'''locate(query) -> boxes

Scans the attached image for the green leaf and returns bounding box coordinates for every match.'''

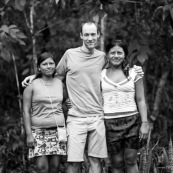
[137,51,148,65]
[93,14,99,23]
[18,39,26,46]
[9,30,17,39]
[20,0,26,7]
[0,49,11,62]
[0,32,7,42]
[12,143,19,151]
[16,32,27,39]
[153,6,163,19]
[97,9,107,19]
[0,11,5,17]
[15,0,24,11]
[141,45,152,55]
[0,25,9,33]
[56,0,60,4]
[61,0,66,8]
[145,0,150,3]
[10,28,20,33]
[163,5,170,21]
[112,2,119,14]
[170,7,173,20]
[9,25,17,29]
[128,39,140,53]
[5,0,10,4]
[22,68,29,75]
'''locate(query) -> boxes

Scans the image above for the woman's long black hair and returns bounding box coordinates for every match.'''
[105,40,130,77]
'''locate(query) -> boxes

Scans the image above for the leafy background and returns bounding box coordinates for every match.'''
[0,0,173,172]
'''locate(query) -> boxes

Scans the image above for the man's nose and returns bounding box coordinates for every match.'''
[88,35,92,40]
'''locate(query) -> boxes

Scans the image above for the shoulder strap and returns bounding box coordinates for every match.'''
[40,79,65,128]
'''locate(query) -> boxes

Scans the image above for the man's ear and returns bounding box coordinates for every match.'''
[97,32,100,38]
[80,32,83,39]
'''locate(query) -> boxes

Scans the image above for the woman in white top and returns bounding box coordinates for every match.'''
[101,40,149,173]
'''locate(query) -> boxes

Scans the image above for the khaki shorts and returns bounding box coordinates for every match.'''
[66,115,108,162]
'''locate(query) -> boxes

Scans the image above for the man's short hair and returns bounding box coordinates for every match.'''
[80,20,100,34]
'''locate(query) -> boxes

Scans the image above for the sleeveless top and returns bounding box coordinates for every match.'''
[31,78,65,129]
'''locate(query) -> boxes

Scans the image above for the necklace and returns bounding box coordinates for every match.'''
[40,78,54,86]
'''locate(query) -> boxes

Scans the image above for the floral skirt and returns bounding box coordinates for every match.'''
[28,128,67,158]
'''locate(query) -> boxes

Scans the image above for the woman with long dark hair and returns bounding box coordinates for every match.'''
[102,40,149,173]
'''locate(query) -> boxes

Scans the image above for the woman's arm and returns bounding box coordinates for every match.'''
[135,79,149,140]
[23,84,36,147]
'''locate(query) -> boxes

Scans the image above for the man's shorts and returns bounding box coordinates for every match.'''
[104,114,141,155]
[66,115,108,162]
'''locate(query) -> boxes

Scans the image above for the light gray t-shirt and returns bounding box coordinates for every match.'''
[56,47,106,117]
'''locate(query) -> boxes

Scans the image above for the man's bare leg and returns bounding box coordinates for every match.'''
[88,156,101,173]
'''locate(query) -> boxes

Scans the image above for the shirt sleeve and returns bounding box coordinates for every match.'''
[102,53,109,69]
[56,50,68,78]
[101,69,106,79]
[129,68,142,83]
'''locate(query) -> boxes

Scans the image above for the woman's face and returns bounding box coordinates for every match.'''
[39,57,55,77]
[108,45,125,67]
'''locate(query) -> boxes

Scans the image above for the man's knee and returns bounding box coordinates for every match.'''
[88,156,101,166]
[68,162,81,168]
[67,162,82,173]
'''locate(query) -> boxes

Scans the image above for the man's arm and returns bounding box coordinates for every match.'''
[55,50,68,81]
[22,75,36,87]
[133,65,144,78]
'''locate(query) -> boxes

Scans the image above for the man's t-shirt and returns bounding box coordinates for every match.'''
[56,47,106,117]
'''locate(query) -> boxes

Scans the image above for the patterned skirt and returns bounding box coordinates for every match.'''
[28,128,67,158]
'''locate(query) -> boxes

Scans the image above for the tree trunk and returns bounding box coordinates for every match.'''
[30,5,37,73]
[150,70,169,122]
[100,4,107,52]
[11,53,25,167]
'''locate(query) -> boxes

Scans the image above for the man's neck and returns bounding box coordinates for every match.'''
[81,45,94,54]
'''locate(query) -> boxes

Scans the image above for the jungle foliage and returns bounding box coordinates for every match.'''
[0,0,173,172]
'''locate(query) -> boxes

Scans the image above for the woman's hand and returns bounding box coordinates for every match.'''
[27,134,36,148]
[139,122,150,140]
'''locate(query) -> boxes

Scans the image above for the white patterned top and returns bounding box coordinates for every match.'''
[101,68,142,119]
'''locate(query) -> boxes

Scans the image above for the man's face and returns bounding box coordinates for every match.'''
[80,23,100,50]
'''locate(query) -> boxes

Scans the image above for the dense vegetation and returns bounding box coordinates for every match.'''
[0,0,173,172]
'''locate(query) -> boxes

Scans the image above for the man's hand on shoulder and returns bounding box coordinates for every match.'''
[22,75,36,88]
[133,65,144,78]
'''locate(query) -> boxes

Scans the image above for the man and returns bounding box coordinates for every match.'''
[56,21,107,173]
[22,20,143,173]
